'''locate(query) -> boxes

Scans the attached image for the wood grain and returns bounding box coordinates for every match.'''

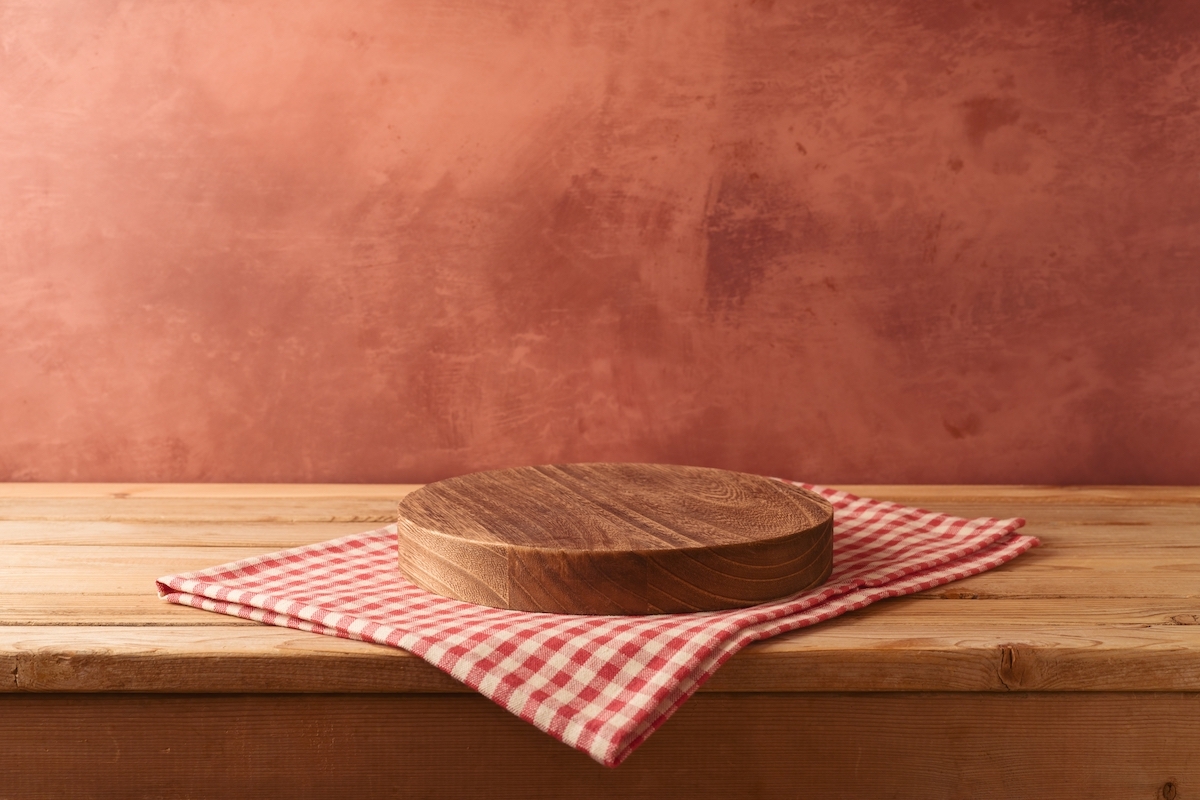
[0,692,1196,799]
[2,592,1196,629]
[0,493,414,523]
[5,611,1200,693]
[13,541,1200,598]
[0,519,380,547]
[1,483,1199,795]
[836,485,1200,505]
[0,483,424,499]
[396,463,834,614]
[0,484,1197,693]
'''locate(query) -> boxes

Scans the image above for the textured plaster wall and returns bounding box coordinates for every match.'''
[2,0,1198,483]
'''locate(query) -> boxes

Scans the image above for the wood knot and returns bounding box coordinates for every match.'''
[1160,781,1177,800]
[1169,614,1200,625]
[997,643,1037,690]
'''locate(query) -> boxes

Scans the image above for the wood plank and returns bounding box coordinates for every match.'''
[7,541,1200,598]
[860,508,1200,539]
[4,483,1196,504]
[0,496,405,523]
[3,593,1199,629]
[0,545,285,593]
[6,517,1199,550]
[5,617,1200,693]
[717,625,1200,693]
[0,483,422,499]
[1018,523,1200,549]
[0,692,1195,799]
[0,497,1177,526]
[0,594,264,625]
[1,485,1194,524]
[915,553,1200,599]
[0,520,382,547]
[1,489,1193,551]
[0,625,465,694]
[0,519,1180,549]
[839,485,1200,505]
[936,505,1199,528]
[844,596,1200,625]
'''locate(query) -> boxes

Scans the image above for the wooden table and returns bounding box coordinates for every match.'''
[2,485,1198,799]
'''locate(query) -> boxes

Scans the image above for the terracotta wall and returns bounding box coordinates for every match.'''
[2,0,1198,484]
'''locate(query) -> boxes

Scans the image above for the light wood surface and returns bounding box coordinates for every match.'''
[2,484,1199,693]
[2,483,1199,797]
[396,464,833,613]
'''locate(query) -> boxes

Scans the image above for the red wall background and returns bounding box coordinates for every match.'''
[2,0,1198,484]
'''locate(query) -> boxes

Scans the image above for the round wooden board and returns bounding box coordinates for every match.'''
[396,463,833,615]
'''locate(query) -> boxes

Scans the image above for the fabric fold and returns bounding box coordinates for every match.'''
[156,482,1038,766]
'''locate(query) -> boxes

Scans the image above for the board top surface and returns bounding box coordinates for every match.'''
[396,462,832,552]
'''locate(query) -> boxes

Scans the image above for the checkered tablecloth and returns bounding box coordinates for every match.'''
[156,482,1037,766]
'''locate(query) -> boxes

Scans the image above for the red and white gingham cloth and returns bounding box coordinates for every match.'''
[156,482,1037,766]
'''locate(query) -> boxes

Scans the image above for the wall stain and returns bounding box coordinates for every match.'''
[961,96,1021,147]
[703,172,824,311]
[1070,0,1200,57]
[943,414,983,440]
[1071,0,1163,25]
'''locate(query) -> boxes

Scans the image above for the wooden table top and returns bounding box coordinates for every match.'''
[2,484,1199,695]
